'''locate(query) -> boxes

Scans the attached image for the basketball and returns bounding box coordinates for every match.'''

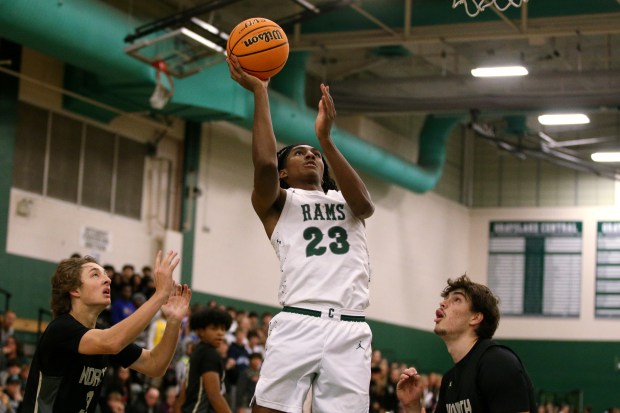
[227,17,289,80]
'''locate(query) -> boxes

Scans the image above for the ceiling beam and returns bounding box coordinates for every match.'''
[349,3,400,38]
[329,70,620,113]
[290,13,620,51]
[490,5,521,33]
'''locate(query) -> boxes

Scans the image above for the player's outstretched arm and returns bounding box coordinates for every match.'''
[79,251,180,355]
[130,283,192,377]
[227,55,282,220]
[315,84,374,220]
[396,367,426,413]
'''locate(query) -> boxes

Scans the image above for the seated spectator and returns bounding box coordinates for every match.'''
[0,337,25,370]
[0,360,21,387]
[3,375,21,413]
[158,386,176,413]
[236,352,262,413]
[226,329,250,411]
[130,274,143,295]
[246,330,264,357]
[110,284,137,325]
[103,366,135,407]
[383,366,400,413]
[247,311,259,331]
[110,271,125,301]
[140,276,156,299]
[369,366,386,413]
[0,311,16,345]
[103,265,116,281]
[141,266,152,279]
[121,264,136,284]
[128,386,160,413]
[104,391,126,413]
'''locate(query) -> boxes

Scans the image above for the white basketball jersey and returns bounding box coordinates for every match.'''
[270,188,371,310]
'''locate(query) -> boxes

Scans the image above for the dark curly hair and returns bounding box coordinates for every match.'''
[441,274,500,339]
[51,256,98,318]
[190,308,233,331]
[276,144,337,193]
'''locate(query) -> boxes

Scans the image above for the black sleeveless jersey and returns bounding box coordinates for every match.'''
[435,339,537,413]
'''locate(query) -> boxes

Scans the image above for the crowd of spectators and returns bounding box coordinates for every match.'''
[0,258,617,413]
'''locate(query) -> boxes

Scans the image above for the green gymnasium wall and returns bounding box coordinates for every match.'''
[503,338,620,411]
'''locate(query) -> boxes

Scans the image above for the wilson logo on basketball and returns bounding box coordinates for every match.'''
[243,30,284,47]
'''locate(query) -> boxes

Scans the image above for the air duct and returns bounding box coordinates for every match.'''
[0,0,461,193]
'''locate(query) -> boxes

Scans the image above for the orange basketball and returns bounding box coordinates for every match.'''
[227,17,289,80]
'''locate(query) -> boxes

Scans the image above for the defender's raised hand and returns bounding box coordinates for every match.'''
[152,250,180,299]
[161,283,192,324]
[396,367,426,413]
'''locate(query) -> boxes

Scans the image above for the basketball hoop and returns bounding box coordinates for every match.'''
[150,60,175,110]
[453,0,528,17]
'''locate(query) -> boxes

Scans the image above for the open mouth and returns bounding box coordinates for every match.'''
[434,309,445,323]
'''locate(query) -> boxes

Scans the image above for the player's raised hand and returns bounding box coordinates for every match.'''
[227,54,268,93]
[315,83,336,141]
[161,283,191,324]
[396,367,426,413]
[152,250,180,300]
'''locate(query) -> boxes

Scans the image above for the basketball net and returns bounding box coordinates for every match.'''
[453,0,528,17]
[150,60,175,110]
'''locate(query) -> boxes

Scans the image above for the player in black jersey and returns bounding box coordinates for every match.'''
[175,308,233,413]
[22,251,191,413]
[396,275,537,413]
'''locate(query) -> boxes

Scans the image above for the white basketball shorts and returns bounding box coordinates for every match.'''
[252,307,372,413]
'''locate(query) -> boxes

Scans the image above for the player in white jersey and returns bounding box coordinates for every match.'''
[228,55,375,413]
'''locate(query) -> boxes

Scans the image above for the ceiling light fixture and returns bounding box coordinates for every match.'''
[191,18,229,40]
[181,28,224,54]
[591,152,620,163]
[538,114,590,126]
[471,66,528,77]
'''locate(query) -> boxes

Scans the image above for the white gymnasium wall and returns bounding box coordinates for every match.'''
[364,186,471,330]
[9,188,153,267]
[469,206,620,341]
[191,118,472,332]
[7,158,184,280]
[191,121,281,302]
